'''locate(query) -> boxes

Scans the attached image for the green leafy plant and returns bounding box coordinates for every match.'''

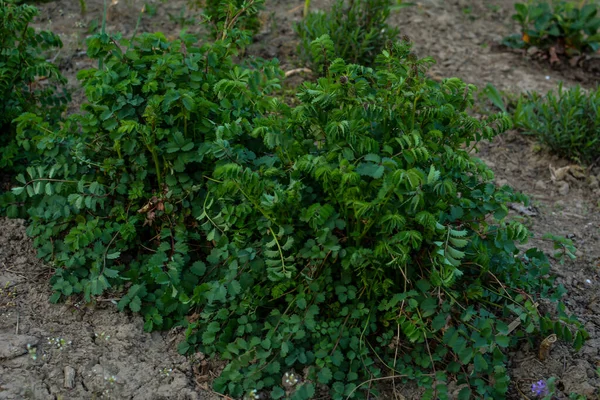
[513,83,600,164]
[13,24,283,318]
[531,376,589,399]
[13,28,587,400]
[0,0,69,217]
[481,83,508,113]
[543,233,577,264]
[190,0,264,42]
[0,0,69,169]
[295,0,399,74]
[167,6,197,29]
[504,1,600,56]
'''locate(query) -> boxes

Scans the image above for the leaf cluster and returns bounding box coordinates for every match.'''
[295,0,399,74]
[0,0,69,217]
[11,27,587,400]
[0,0,69,168]
[504,1,600,55]
[513,83,600,165]
[189,0,264,43]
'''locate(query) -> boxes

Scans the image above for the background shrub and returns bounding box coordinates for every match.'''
[0,0,69,217]
[504,0,600,55]
[189,0,264,42]
[0,0,69,167]
[295,0,399,74]
[514,84,600,164]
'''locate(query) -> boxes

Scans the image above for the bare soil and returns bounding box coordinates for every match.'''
[1,0,599,399]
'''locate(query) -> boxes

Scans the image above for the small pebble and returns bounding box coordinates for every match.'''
[64,366,76,389]
[558,181,570,195]
[534,180,547,190]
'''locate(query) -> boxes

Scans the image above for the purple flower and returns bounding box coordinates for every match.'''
[531,380,548,397]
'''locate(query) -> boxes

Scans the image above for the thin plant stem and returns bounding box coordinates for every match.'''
[303,0,311,17]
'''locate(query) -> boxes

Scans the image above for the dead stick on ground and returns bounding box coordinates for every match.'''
[288,4,304,13]
[285,68,312,77]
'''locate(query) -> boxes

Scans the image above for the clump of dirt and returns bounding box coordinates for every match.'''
[0,218,215,400]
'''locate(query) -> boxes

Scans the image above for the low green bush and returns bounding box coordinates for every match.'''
[514,83,600,164]
[504,1,600,55]
[295,0,399,74]
[13,26,586,400]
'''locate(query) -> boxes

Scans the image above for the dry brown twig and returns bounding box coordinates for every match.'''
[285,68,312,77]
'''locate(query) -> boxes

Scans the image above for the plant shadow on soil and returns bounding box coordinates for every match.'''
[1,0,599,399]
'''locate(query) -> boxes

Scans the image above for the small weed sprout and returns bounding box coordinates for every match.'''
[0,281,17,311]
[283,371,299,387]
[530,377,587,399]
[47,336,71,350]
[97,370,121,398]
[26,344,37,361]
[532,379,549,397]
[243,389,260,400]
[95,331,111,341]
[161,367,173,377]
[543,233,577,264]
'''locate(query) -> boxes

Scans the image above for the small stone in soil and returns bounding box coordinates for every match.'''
[558,181,570,195]
[64,365,76,389]
[535,180,548,190]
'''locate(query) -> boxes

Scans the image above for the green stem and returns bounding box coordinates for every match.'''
[303,0,311,17]
[410,95,419,131]
[233,181,288,275]
[269,227,287,274]
[145,144,162,187]
[126,5,144,53]
[202,195,224,235]
[100,0,108,70]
